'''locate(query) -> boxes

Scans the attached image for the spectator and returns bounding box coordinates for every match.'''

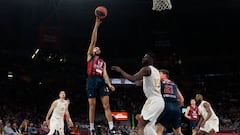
[4,121,15,135]
[0,119,4,135]
[38,121,49,135]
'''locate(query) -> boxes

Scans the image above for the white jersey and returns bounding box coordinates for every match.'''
[198,100,219,133]
[141,65,164,135]
[51,99,68,119]
[198,100,218,121]
[143,65,162,98]
[48,99,68,135]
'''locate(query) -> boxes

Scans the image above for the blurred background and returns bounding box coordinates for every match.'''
[0,0,240,134]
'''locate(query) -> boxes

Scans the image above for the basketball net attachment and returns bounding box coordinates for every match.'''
[152,0,172,11]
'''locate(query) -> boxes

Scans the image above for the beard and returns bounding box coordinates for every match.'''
[141,60,148,67]
[196,100,202,106]
[95,53,100,56]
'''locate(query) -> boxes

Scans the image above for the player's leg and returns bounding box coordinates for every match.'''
[100,95,113,123]
[47,129,56,135]
[192,128,197,135]
[137,116,147,135]
[86,77,97,133]
[191,120,198,135]
[172,114,184,135]
[100,95,116,134]
[206,119,219,135]
[200,119,219,135]
[209,129,216,135]
[172,127,183,135]
[48,118,58,135]
[198,130,208,135]
[144,121,157,135]
[59,119,65,135]
[155,123,165,135]
[99,84,115,134]
[88,98,96,128]
[172,106,183,135]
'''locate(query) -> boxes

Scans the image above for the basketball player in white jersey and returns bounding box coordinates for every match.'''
[195,94,219,135]
[45,91,73,135]
[111,53,165,135]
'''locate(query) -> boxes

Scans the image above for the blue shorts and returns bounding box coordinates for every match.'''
[86,76,111,98]
[156,102,181,129]
[189,120,198,129]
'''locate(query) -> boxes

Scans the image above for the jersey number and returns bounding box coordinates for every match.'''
[163,85,174,94]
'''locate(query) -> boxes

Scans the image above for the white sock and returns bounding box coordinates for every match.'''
[90,123,94,130]
[108,121,114,130]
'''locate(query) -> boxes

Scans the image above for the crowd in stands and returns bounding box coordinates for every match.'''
[0,78,240,134]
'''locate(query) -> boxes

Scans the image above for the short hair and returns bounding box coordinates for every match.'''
[159,69,169,78]
[196,93,203,98]
[146,52,156,61]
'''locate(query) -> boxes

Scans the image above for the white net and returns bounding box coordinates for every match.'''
[152,0,172,11]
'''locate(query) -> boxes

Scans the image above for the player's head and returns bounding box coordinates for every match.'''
[190,98,196,105]
[93,46,101,56]
[195,94,203,103]
[159,69,169,79]
[142,52,155,66]
[59,90,66,99]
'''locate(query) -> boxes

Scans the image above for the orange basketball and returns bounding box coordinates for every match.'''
[95,6,108,19]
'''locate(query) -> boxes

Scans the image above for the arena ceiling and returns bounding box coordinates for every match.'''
[0,0,240,79]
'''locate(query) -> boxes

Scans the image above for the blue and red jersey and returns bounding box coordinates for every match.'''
[161,78,178,103]
[87,55,105,77]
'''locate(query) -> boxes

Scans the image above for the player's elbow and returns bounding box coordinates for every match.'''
[178,97,184,106]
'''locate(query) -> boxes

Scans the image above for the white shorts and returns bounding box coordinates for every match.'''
[48,117,64,135]
[200,118,219,133]
[141,96,165,123]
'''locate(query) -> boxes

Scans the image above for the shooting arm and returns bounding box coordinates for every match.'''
[87,18,101,61]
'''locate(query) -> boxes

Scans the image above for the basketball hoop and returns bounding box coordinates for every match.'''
[152,0,172,11]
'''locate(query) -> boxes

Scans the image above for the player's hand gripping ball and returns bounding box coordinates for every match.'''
[95,6,108,19]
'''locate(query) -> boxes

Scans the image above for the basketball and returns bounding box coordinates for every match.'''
[95,6,108,19]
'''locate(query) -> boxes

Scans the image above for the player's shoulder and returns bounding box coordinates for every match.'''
[203,100,209,104]
[141,66,152,75]
[55,99,62,103]
[203,101,210,106]
[51,99,58,106]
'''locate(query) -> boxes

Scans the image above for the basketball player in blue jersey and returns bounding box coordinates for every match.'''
[155,69,184,135]
[86,17,116,135]
[111,53,165,135]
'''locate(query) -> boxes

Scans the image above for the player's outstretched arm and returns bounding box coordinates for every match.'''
[111,66,150,82]
[87,17,101,61]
